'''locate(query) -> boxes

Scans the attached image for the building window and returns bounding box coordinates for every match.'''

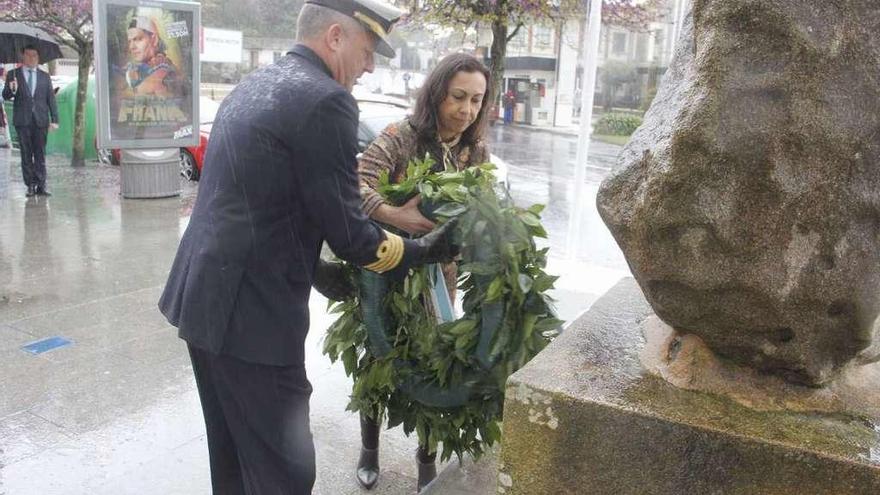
[654,29,665,62]
[534,26,552,49]
[612,32,627,56]
[635,33,649,62]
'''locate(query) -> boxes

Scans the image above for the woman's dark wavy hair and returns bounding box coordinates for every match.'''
[409,53,492,148]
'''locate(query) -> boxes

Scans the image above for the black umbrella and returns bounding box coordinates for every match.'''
[0,22,64,64]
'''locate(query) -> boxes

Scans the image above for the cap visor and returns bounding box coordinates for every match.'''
[375,38,395,58]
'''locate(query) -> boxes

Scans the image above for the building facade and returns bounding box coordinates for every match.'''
[484,0,691,126]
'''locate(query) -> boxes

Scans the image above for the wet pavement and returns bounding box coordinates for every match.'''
[0,125,628,494]
[489,124,630,322]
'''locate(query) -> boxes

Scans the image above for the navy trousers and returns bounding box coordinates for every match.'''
[15,124,48,189]
[187,344,316,494]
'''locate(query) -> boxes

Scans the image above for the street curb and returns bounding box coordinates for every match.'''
[494,122,582,138]
[497,123,634,149]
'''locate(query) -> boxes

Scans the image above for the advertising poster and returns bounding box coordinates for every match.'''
[94,0,200,148]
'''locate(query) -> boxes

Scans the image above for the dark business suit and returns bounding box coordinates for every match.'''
[2,67,58,191]
[159,45,417,494]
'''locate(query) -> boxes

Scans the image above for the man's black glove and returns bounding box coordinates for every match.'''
[410,218,459,266]
[313,259,355,301]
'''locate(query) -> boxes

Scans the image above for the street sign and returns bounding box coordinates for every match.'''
[201,27,242,64]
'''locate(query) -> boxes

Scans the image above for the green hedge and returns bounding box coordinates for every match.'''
[595,113,643,136]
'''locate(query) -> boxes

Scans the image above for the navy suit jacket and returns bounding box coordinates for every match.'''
[2,67,58,128]
[159,45,417,366]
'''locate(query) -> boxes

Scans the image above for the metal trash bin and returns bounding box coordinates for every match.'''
[120,148,181,199]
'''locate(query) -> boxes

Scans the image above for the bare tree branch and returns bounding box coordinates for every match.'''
[505,22,523,43]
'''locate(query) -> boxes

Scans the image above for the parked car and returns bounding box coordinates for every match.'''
[98,96,220,182]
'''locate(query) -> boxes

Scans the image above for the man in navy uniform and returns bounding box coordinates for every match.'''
[2,45,59,197]
[158,0,454,492]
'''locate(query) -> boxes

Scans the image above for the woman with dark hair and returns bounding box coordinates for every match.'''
[355,52,492,492]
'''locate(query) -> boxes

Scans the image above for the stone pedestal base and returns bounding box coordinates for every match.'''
[499,278,880,495]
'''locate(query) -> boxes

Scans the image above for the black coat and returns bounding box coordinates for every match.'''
[2,67,58,128]
[159,45,409,366]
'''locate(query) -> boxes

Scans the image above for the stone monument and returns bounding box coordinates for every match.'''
[499,1,880,493]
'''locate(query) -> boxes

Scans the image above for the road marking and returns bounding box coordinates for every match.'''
[21,336,73,355]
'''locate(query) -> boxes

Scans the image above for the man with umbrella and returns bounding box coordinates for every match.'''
[2,45,59,197]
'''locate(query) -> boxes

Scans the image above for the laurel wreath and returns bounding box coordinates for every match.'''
[323,157,561,461]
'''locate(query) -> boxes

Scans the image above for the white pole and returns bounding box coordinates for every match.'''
[565,0,603,257]
[671,0,691,53]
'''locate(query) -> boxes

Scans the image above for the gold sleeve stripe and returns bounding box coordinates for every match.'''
[364,232,403,272]
[367,232,403,272]
[364,231,404,273]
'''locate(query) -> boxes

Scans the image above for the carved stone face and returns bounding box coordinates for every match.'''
[597,0,880,386]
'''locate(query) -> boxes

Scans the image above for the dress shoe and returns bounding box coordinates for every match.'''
[36,187,51,196]
[26,185,36,197]
[356,413,381,489]
[416,445,437,492]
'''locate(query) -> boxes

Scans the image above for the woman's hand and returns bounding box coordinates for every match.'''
[373,195,436,235]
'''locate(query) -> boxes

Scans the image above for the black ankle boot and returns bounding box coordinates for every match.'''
[416,445,437,492]
[356,413,380,489]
